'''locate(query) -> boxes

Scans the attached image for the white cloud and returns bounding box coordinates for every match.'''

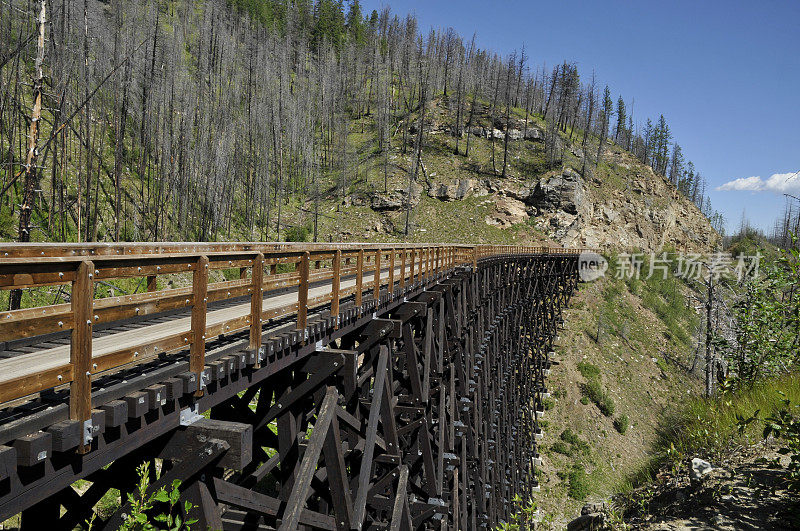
[716,171,800,193]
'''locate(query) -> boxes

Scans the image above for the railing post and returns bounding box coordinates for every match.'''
[297,252,309,335]
[249,253,263,353]
[332,250,341,328]
[473,247,478,272]
[70,260,93,450]
[410,248,416,286]
[356,249,364,311]
[426,247,431,281]
[389,249,395,300]
[373,249,381,303]
[400,249,406,291]
[191,255,209,396]
[146,274,157,292]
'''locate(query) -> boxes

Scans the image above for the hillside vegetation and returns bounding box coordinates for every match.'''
[1,0,722,259]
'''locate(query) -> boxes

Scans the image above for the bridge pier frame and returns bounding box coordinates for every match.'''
[1,252,580,529]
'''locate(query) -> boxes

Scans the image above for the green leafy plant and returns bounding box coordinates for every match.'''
[493,494,537,530]
[762,394,800,493]
[727,243,799,384]
[118,462,197,531]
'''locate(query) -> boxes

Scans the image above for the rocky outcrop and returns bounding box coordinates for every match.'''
[370,192,404,211]
[367,183,424,211]
[466,125,544,142]
[527,168,584,215]
[567,503,611,531]
[428,178,484,202]
[525,127,544,141]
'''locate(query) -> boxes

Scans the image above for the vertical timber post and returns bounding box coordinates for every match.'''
[373,249,381,303]
[356,249,364,311]
[389,249,395,300]
[249,253,264,353]
[410,248,416,286]
[400,248,406,291]
[332,250,341,328]
[297,252,309,336]
[70,260,93,451]
[191,255,209,396]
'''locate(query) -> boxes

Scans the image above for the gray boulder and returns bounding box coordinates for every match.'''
[524,127,544,141]
[490,128,505,141]
[370,192,404,211]
[528,168,584,215]
[430,179,474,202]
[567,512,605,531]
[691,457,713,481]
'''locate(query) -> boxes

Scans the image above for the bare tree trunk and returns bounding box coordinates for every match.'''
[10,0,46,311]
[704,270,716,397]
[405,86,425,236]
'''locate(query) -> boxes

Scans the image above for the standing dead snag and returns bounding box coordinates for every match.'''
[10,0,46,311]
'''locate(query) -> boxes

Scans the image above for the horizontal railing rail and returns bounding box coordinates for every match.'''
[0,242,595,437]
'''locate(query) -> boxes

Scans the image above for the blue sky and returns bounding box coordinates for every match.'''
[361,0,800,233]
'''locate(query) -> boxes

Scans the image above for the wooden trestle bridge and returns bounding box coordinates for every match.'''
[0,242,587,530]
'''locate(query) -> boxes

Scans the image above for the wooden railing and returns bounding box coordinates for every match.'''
[0,242,593,430]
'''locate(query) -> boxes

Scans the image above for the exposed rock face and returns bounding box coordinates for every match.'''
[429,178,478,201]
[528,168,584,215]
[485,197,527,227]
[368,184,423,211]
[524,127,544,141]
[370,192,404,211]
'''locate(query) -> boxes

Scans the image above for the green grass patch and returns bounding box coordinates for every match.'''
[568,465,591,500]
[583,379,616,417]
[551,441,572,456]
[623,372,800,493]
[577,361,600,380]
[560,429,590,454]
[658,372,800,459]
[614,414,630,435]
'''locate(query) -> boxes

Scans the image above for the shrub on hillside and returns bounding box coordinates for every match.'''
[577,361,600,380]
[614,414,630,434]
[568,466,590,500]
[551,441,572,456]
[583,379,615,416]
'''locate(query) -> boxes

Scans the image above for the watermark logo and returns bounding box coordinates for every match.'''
[579,251,608,282]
